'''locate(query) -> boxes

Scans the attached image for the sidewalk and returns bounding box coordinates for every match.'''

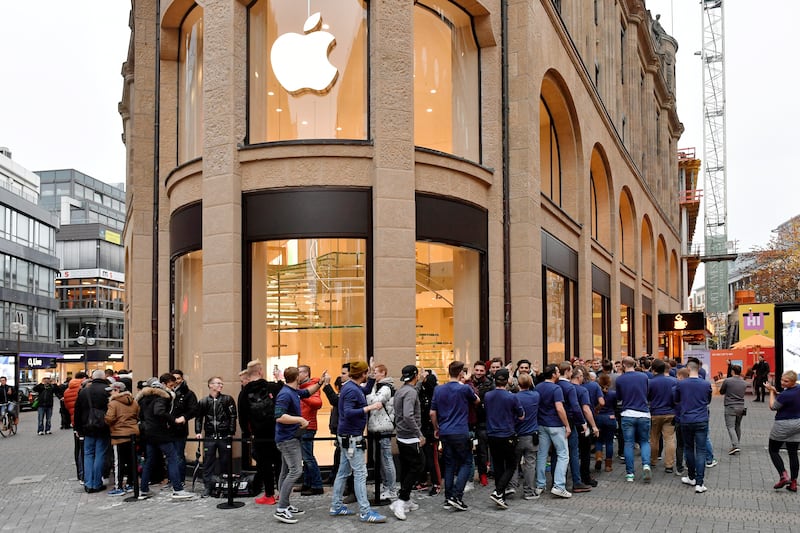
[1,396,798,532]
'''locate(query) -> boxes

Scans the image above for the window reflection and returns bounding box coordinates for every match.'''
[620,304,632,357]
[415,242,480,378]
[249,0,367,142]
[546,269,573,362]
[174,251,204,378]
[179,6,204,163]
[414,1,479,161]
[592,292,608,360]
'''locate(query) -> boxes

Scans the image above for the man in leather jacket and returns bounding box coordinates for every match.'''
[195,376,237,497]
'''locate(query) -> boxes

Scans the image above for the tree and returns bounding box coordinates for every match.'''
[746,216,800,303]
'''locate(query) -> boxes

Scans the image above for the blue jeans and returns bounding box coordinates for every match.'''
[37,406,53,433]
[375,435,396,492]
[300,430,323,489]
[621,416,652,475]
[568,424,581,484]
[682,421,708,485]
[440,433,472,500]
[83,435,110,489]
[536,426,568,490]
[141,441,184,493]
[706,435,715,462]
[332,436,372,515]
[596,415,617,459]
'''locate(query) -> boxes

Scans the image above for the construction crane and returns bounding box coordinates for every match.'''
[701,0,736,347]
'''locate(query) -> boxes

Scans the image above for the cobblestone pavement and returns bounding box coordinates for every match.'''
[1,396,799,532]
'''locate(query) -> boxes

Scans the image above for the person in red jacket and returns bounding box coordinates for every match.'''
[298,365,324,495]
[63,372,88,484]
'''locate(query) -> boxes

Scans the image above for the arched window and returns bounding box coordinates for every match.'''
[414,1,480,161]
[590,173,598,240]
[178,6,204,163]
[640,217,653,282]
[248,0,368,143]
[540,98,561,205]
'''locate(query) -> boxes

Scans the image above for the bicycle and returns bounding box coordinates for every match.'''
[0,402,18,437]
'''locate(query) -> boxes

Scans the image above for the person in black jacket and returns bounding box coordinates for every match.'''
[170,369,198,477]
[195,376,237,497]
[33,376,56,435]
[136,374,193,500]
[73,370,111,493]
[239,361,283,505]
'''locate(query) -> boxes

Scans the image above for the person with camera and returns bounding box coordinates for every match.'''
[195,376,237,498]
[329,360,387,524]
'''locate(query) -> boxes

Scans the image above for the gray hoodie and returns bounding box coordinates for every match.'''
[393,382,422,441]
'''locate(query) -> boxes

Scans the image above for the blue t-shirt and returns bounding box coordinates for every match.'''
[274,385,310,443]
[597,389,617,416]
[648,374,677,416]
[615,371,650,413]
[338,379,368,436]
[431,381,477,436]
[774,385,800,420]
[516,389,540,435]
[485,388,523,438]
[583,380,604,411]
[557,379,584,424]
[536,380,565,428]
[674,377,711,423]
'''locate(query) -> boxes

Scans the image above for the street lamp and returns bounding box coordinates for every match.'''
[76,329,96,374]
[11,321,27,385]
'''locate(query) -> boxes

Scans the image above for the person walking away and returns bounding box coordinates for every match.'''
[73,370,111,493]
[718,364,747,454]
[239,361,284,505]
[430,361,480,512]
[104,381,140,496]
[595,374,617,472]
[366,363,397,500]
[674,361,712,493]
[571,367,600,487]
[136,375,194,500]
[297,365,325,495]
[33,375,56,435]
[64,372,88,484]
[272,367,327,524]
[554,362,590,492]
[170,369,198,479]
[534,364,572,498]
[765,371,800,492]
[648,359,677,472]
[484,369,524,509]
[194,376,237,497]
[615,357,652,483]
[389,365,426,520]
[329,360,387,523]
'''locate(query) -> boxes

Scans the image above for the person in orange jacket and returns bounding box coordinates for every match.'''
[298,365,324,495]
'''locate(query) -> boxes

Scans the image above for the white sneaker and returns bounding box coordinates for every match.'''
[681,477,697,486]
[404,499,419,512]
[389,499,406,520]
[463,481,474,493]
[380,489,397,500]
[550,486,572,498]
[695,484,708,493]
[171,490,194,500]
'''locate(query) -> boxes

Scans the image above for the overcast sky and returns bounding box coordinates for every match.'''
[0,1,796,254]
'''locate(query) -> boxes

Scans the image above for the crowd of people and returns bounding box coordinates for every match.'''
[3,351,798,525]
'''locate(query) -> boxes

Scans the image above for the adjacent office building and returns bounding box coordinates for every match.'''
[0,148,60,384]
[122,1,692,386]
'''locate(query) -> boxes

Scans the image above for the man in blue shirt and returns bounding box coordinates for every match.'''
[484,369,524,509]
[555,362,590,493]
[674,360,712,494]
[535,364,572,498]
[273,367,327,524]
[431,361,479,511]
[512,373,539,500]
[648,359,677,473]
[329,361,387,523]
[615,356,652,483]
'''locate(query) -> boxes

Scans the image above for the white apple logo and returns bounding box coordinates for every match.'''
[270,12,338,95]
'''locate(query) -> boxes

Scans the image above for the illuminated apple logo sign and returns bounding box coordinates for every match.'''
[270,12,338,95]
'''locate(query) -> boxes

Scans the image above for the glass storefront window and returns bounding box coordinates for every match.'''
[174,251,204,380]
[620,304,632,357]
[414,1,479,161]
[179,6,204,163]
[414,242,480,379]
[249,0,368,143]
[592,292,608,360]
[546,269,572,363]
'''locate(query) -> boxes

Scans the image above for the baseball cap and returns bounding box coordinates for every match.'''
[400,365,419,382]
[494,368,510,383]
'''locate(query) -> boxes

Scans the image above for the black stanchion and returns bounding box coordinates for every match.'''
[124,434,140,502]
[217,435,245,509]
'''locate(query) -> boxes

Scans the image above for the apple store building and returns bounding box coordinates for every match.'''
[122,0,689,387]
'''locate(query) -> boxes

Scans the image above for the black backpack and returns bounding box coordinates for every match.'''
[247,387,275,424]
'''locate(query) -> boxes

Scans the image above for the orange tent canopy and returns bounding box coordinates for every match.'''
[730,333,774,349]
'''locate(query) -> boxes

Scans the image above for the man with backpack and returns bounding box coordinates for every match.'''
[239,360,283,505]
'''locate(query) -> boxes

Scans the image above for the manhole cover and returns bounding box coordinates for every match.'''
[9,475,46,485]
